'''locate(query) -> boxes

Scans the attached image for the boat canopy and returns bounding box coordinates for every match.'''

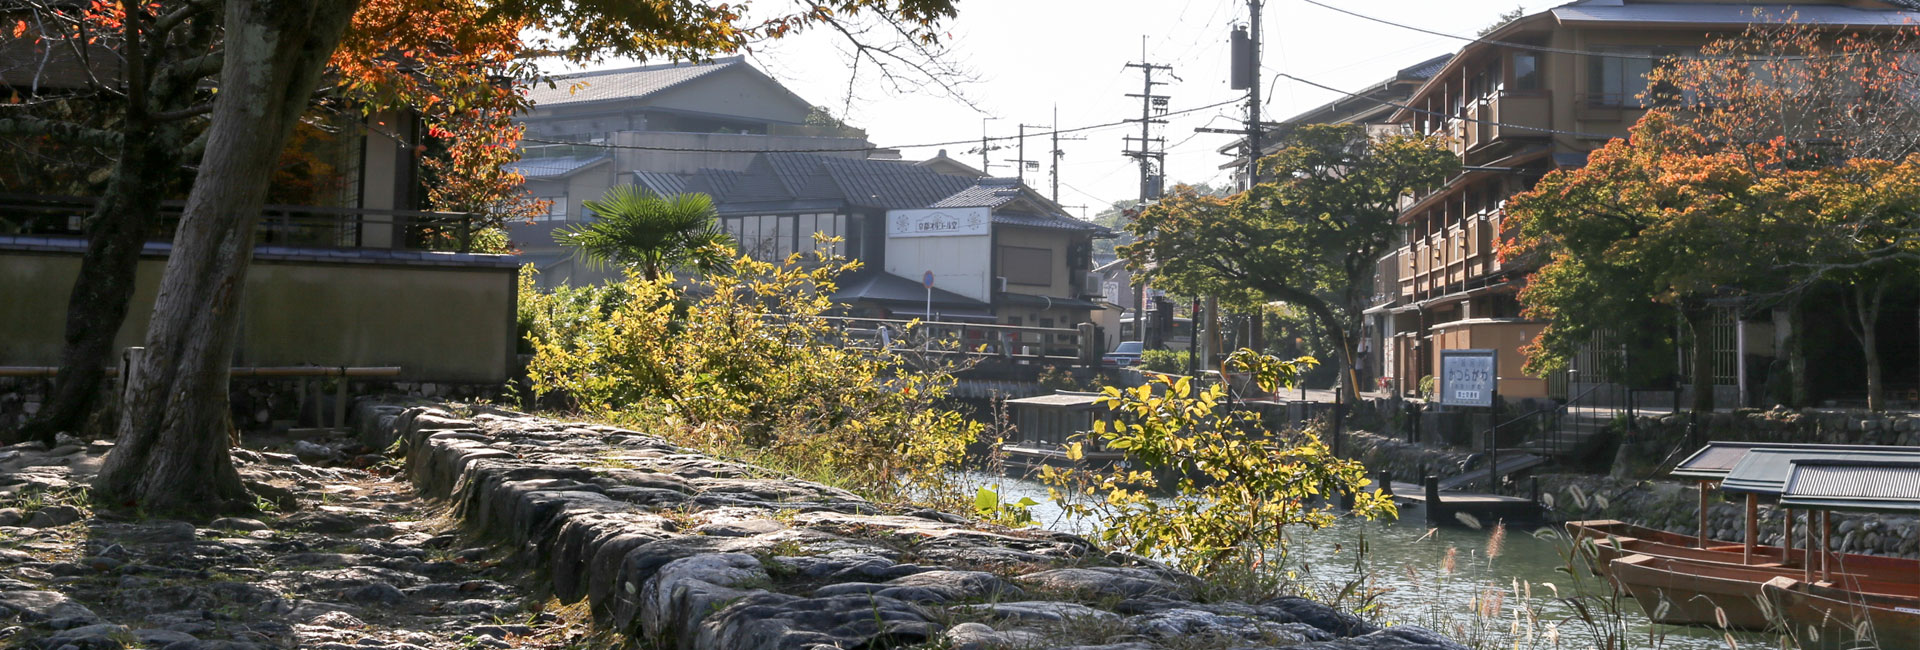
[1777,460,1920,514]
[1670,442,1905,481]
[1720,447,1920,495]
[1005,391,1107,410]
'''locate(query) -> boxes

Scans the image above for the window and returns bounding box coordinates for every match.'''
[1588,48,1692,107]
[723,213,852,262]
[538,197,567,222]
[1512,53,1540,91]
[998,246,1054,287]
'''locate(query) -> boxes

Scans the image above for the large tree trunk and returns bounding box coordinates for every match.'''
[1842,277,1890,412]
[95,0,360,513]
[1785,295,1809,408]
[9,6,204,444]
[10,154,166,444]
[1683,306,1717,415]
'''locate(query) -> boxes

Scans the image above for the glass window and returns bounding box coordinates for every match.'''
[1512,53,1540,91]
[542,197,567,222]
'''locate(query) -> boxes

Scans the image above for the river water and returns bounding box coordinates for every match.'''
[976,474,1780,650]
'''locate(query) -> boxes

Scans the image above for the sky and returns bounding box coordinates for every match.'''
[550,0,1569,217]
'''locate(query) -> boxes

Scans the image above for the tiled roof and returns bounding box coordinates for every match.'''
[507,155,610,180]
[630,171,688,197]
[1398,53,1452,81]
[673,153,1108,237]
[529,57,743,108]
[928,178,1027,209]
[1552,1,1920,26]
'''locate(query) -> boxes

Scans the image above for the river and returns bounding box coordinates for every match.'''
[975,473,1779,650]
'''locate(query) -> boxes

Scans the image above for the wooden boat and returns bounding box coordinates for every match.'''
[1613,555,1915,630]
[1568,520,1920,582]
[1762,576,1920,649]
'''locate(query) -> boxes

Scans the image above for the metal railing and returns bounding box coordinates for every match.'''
[0,193,483,253]
[782,315,1101,368]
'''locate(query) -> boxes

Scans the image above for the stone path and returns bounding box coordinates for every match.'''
[0,432,595,650]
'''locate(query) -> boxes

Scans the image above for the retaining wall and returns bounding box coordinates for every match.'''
[355,400,1469,650]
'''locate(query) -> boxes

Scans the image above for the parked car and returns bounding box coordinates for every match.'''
[1103,341,1143,367]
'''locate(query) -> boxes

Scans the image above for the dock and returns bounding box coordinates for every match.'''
[1385,453,1548,527]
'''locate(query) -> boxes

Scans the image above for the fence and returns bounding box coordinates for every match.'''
[802,316,1102,369]
[0,193,483,253]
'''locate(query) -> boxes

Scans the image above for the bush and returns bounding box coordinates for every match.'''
[1137,348,1192,374]
[525,244,979,503]
[1039,349,1394,590]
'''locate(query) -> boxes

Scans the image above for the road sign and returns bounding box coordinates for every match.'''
[922,270,935,289]
[1439,349,1496,408]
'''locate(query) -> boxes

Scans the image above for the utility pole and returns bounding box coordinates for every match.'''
[1230,2,1267,353]
[1007,123,1044,183]
[1049,104,1086,204]
[1124,46,1172,346]
[979,117,999,175]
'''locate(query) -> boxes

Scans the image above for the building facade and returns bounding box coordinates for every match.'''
[1380,0,1920,402]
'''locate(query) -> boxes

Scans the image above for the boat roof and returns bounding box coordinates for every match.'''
[1778,460,1920,514]
[1005,391,1107,409]
[1720,447,1920,495]
[1670,442,1902,480]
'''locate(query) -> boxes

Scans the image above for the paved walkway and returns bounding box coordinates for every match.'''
[0,431,594,650]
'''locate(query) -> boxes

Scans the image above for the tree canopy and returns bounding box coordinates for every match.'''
[1124,124,1455,398]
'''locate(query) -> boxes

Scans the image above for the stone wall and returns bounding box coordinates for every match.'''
[1611,407,1920,478]
[354,401,1470,650]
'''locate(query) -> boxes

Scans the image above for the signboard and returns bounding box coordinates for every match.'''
[887,207,990,238]
[922,270,935,289]
[1439,349,1496,408]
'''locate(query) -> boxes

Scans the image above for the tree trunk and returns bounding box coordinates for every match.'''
[1785,295,1809,408]
[95,0,361,514]
[1683,306,1717,415]
[9,156,165,444]
[1843,277,1889,412]
[9,7,203,444]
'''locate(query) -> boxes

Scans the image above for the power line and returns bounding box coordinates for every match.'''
[517,98,1241,154]
[1274,71,1619,139]
[1297,0,1917,62]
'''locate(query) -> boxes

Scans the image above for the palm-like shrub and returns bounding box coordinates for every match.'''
[553,185,734,280]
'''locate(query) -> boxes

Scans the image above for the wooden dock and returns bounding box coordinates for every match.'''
[1386,468,1546,528]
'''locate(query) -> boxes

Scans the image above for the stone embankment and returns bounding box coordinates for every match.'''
[360,402,1469,650]
[0,402,1469,650]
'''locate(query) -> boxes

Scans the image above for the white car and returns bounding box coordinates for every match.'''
[1103,341,1143,367]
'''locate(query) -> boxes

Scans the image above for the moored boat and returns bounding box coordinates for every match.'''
[1567,520,1919,583]
[1762,576,1920,650]
[1613,554,1802,629]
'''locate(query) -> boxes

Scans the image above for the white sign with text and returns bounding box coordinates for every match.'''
[887,207,990,238]
[1439,349,1496,408]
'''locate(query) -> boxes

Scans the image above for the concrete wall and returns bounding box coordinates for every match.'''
[0,250,515,383]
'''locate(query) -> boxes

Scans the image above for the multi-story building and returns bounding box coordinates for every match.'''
[645,153,1111,341]
[1380,0,1920,403]
[511,57,875,286]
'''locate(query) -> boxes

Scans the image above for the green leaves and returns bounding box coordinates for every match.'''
[555,186,735,281]
[1123,124,1455,394]
[1041,366,1396,586]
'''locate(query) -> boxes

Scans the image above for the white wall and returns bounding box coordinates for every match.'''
[884,207,992,302]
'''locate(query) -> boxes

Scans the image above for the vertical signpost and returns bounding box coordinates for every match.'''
[922,270,935,321]
[1440,349,1498,493]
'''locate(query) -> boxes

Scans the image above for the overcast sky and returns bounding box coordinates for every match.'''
[551,0,1567,217]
